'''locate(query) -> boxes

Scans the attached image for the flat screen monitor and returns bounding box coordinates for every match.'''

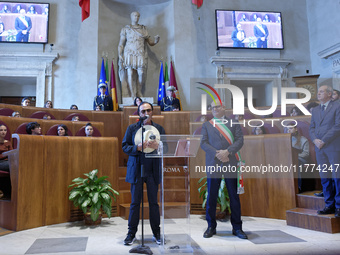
[0,1,49,44]
[215,10,284,50]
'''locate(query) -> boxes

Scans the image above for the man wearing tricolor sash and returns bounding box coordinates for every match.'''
[15,9,32,42]
[200,101,247,239]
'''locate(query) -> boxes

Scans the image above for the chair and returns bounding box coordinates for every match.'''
[45,124,73,136]
[193,126,202,135]
[13,123,28,149]
[263,123,281,134]
[195,114,213,122]
[30,111,56,120]
[75,126,101,137]
[64,113,90,121]
[0,108,14,117]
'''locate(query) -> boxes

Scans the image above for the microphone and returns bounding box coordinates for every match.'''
[139,115,149,121]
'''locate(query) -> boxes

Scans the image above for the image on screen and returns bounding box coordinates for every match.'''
[0,1,49,44]
[216,10,284,50]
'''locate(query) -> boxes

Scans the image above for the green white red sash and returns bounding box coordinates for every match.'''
[209,117,245,194]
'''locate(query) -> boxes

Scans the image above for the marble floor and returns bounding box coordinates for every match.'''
[1,215,340,255]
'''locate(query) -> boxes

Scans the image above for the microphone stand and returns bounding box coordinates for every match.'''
[130,118,152,255]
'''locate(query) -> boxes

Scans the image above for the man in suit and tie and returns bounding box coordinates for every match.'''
[160,86,181,111]
[200,101,247,239]
[15,9,32,42]
[253,18,269,48]
[310,85,340,217]
[93,84,113,111]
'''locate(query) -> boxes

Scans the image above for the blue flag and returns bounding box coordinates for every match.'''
[98,58,108,96]
[157,61,165,105]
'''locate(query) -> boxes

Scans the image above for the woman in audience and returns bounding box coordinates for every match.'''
[70,104,78,110]
[290,106,303,116]
[43,114,51,120]
[44,100,53,108]
[11,111,21,118]
[85,123,93,137]
[287,122,309,192]
[57,124,68,136]
[72,116,80,121]
[133,97,142,115]
[253,126,266,135]
[21,97,31,107]
[0,124,13,199]
[26,122,41,135]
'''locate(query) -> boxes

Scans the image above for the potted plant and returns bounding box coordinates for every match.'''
[198,176,231,221]
[68,169,119,225]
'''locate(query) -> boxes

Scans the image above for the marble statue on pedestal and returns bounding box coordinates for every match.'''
[118,11,160,99]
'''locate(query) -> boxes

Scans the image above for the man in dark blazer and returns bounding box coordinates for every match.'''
[310,85,340,217]
[93,84,113,111]
[253,17,269,48]
[160,86,181,111]
[122,102,165,245]
[231,23,246,48]
[200,101,247,239]
[15,9,32,42]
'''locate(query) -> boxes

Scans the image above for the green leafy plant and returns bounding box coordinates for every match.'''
[68,169,119,222]
[198,176,231,214]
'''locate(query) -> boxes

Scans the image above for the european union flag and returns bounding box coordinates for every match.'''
[157,61,165,105]
[98,58,108,96]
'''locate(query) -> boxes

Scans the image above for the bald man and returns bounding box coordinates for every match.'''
[200,101,247,239]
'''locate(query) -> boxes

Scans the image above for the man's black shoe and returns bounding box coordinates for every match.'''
[232,229,248,239]
[203,227,216,238]
[317,207,335,215]
[335,208,340,218]
[124,233,136,245]
[314,191,324,197]
[152,233,161,245]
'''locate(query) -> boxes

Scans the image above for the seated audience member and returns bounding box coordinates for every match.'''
[0,124,13,172]
[44,100,53,108]
[287,122,310,192]
[0,4,11,13]
[306,102,319,114]
[43,114,51,120]
[26,122,41,135]
[85,123,93,137]
[332,89,339,101]
[57,124,68,136]
[70,104,78,110]
[27,5,36,14]
[263,14,271,22]
[234,114,244,122]
[172,103,180,111]
[239,13,248,22]
[21,97,31,107]
[133,97,143,115]
[0,124,13,199]
[290,106,303,116]
[95,105,102,111]
[11,111,21,118]
[253,126,266,135]
[72,116,80,121]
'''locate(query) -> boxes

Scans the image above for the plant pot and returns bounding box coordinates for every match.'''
[84,212,102,226]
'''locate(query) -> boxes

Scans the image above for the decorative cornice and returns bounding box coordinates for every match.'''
[0,52,59,63]
[317,43,340,59]
[210,56,293,68]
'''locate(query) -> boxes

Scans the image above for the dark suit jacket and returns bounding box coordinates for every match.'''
[231,29,246,47]
[254,24,269,39]
[15,16,32,32]
[201,117,244,177]
[309,100,340,152]
[122,121,166,184]
[93,95,113,111]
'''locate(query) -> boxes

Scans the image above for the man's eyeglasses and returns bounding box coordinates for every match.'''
[212,106,222,110]
[140,109,152,114]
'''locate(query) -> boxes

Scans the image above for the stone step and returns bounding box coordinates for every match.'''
[119,202,188,220]
[286,208,340,233]
[297,190,325,210]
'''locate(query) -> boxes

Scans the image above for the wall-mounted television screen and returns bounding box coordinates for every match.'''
[0,1,49,43]
[215,10,283,50]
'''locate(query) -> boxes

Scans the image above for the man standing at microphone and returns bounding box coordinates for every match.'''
[122,102,165,245]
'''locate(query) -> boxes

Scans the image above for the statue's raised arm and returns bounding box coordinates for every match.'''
[118,11,160,98]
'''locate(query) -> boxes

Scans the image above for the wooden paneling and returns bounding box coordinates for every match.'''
[161,111,190,135]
